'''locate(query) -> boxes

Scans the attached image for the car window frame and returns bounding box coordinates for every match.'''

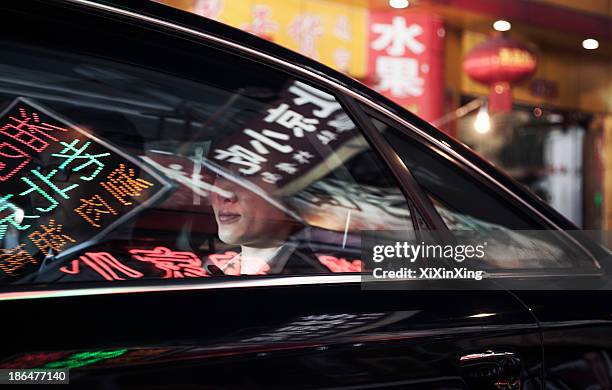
[60,0,570,234]
[360,106,604,277]
[0,0,603,302]
[57,0,580,233]
[0,0,433,295]
[64,0,436,236]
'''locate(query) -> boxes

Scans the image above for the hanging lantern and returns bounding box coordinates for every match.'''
[463,36,537,112]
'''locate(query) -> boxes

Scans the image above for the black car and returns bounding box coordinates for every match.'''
[1,0,611,389]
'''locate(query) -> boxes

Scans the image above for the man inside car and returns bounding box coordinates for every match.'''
[205,166,327,276]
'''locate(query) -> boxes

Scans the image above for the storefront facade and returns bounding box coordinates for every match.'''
[158,0,612,228]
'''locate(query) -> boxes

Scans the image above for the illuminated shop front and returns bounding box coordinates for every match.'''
[158,0,611,228]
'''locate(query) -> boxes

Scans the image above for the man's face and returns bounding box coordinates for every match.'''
[210,176,294,247]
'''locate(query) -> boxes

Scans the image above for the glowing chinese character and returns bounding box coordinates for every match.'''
[0,142,31,182]
[275,162,298,175]
[292,150,314,165]
[261,171,282,184]
[375,56,424,97]
[1,123,49,152]
[52,139,110,181]
[371,17,425,56]
[288,14,323,59]
[1,107,68,151]
[74,194,117,228]
[20,169,79,212]
[0,108,67,157]
[317,255,362,273]
[100,164,154,206]
[60,252,143,281]
[0,194,39,239]
[244,129,293,154]
[129,246,207,278]
[328,113,355,133]
[289,81,342,118]
[0,244,37,276]
[28,219,75,254]
[264,103,318,137]
[214,145,267,175]
[316,130,337,145]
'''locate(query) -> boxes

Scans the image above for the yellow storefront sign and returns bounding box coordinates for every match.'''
[160,0,367,78]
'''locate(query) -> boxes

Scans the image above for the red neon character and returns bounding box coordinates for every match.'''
[129,246,207,278]
[60,252,143,281]
[0,142,31,182]
[0,106,69,181]
[317,255,362,273]
[1,122,50,153]
[2,107,68,150]
[0,352,70,369]
[100,164,154,205]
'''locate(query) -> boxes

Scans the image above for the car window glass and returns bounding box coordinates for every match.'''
[369,114,596,270]
[0,34,418,285]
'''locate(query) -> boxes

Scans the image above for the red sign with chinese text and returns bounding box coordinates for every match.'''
[367,12,444,123]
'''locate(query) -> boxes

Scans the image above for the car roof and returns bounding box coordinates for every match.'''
[59,0,577,230]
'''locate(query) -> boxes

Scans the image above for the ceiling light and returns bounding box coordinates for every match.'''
[493,20,511,32]
[582,38,599,50]
[389,0,409,9]
[474,104,491,134]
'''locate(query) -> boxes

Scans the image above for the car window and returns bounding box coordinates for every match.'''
[369,114,597,270]
[0,16,419,285]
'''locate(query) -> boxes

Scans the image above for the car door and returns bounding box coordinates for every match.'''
[512,244,612,390]
[360,101,612,389]
[0,1,544,389]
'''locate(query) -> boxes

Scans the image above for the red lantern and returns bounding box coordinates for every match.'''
[463,36,537,112]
